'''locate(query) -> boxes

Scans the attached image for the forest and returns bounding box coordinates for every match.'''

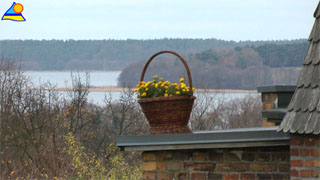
[118,42,307,89]
[0,39,307,71]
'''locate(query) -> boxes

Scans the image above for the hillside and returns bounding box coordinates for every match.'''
[0,39,307,70]
[118,42,308,90]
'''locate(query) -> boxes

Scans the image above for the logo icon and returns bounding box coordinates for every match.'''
[2,2,26,22]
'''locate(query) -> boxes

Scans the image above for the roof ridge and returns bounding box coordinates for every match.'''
[315,1,320,18]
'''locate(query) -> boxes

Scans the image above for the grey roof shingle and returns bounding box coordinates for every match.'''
[278,2,320,135]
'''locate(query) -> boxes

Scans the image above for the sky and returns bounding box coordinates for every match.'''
[0,0,318,41]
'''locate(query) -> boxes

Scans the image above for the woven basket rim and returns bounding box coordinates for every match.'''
[138,95,196,103]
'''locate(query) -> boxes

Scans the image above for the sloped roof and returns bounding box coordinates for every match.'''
[278,2,320,135]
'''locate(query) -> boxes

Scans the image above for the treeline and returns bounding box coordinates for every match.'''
[0,39,306,70]
[118,42,307,89]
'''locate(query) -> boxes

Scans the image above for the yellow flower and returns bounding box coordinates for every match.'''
[180,78,184,82]
[155,83,158,88]
[153,75,158,79]
[145,88,149,91]
[142,92,147,96]
[164,93,168,97]
[146,82,152,86]
[10,171,14,176]
[176,91,180,95]
[192,88,195,91]
[165,86,168,89]
[169,94,173,96]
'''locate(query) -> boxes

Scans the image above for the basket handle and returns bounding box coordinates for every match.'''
[140,50,193,96]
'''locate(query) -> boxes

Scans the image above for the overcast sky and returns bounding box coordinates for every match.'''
[0,0,318,41]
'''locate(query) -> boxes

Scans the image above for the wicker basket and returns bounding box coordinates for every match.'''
[138,50,196,134]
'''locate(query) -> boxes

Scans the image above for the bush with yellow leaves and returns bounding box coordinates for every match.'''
[64,132,142,180]
[135,75,195,99]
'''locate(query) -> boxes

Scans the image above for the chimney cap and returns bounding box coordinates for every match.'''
[257,85,296,93]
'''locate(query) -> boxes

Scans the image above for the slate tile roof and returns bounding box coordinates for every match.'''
[278,2,320,135]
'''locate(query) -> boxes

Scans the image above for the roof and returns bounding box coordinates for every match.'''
[116,126,290,151]
[278,2,320,135]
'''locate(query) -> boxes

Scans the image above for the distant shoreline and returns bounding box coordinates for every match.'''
[44,86,257,93]
[22,70,122,73]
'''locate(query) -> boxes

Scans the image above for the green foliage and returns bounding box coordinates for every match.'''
[253,42,308,67]
[64,132,142,180]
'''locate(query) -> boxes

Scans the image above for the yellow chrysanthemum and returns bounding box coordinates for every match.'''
[142,92,147,96]
[176,91,180,95]
[180,78,184,82]
[164,93,168,97]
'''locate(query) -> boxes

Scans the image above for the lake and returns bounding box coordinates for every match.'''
[24,71,259,106]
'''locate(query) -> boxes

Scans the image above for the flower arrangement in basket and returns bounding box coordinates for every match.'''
[135,50,196,134]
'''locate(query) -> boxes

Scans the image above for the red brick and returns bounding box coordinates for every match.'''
[192,151,208,161]
[311,169,319,177]
[278,163,290,172]
[290,148,299,156]
[305,160,314,167]
[291,138,304,146]
[291,160,303,167]
[141,162,157,171]
[158,151,173,160]
[157,162,165,170]
[299,149,309,156]
[208,173,222,180]
[142,152,156,161]
[209,151,223,161]
[224,173,239,180]
[300,170,309,177]
[256,153,270,162]
[191,173,206,180]
[184,162,216,171]
[310,149,320,156]
[315,138,320,146]
[224,153,240,161]
[216,163,250,172]
[250,163,277,172]
[315,160,320,167]
[272,174,290,180]
[242,153,255,162]
[158,172,173,180]
[166,161,182,171]
[241,173,255,180]
[305,138,315,146]
[143,172,156,180]
[177,173,189,180]
[257,174,271,180]
[291,169,299,177]
[271,153,289,162]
